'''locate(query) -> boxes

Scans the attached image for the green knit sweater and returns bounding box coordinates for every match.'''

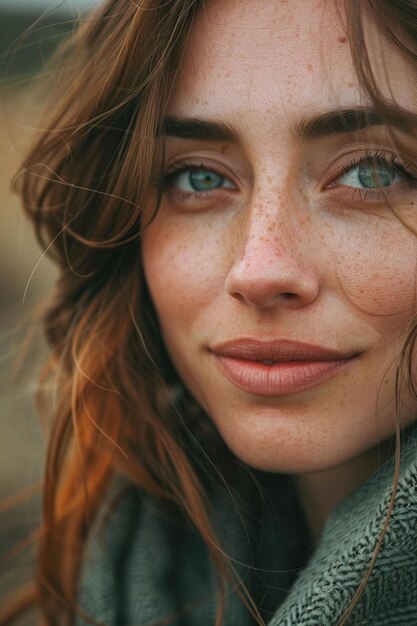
[78,430,417,625]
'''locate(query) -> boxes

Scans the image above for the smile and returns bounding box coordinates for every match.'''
[211,338,358,396]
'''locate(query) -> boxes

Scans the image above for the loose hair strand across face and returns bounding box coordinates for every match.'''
[4,1,417,625]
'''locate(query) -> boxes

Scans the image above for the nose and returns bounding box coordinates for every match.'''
[225,202,320,310]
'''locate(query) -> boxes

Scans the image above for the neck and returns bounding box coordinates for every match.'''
[294,438,394,544]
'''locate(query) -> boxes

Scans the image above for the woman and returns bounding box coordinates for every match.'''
[2,0,417,624]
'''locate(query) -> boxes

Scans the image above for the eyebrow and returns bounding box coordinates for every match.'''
[295,107,382,141]
[162,104,417,144]
[162,116,239,142]
[294,105,416,141]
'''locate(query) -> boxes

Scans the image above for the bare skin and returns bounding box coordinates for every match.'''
[142,0,417,537]
[296,438,395,541]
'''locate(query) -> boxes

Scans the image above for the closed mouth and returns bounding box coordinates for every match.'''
[210,337,358,362]
[210,337,359,396]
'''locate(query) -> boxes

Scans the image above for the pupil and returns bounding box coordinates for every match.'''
[189,169,223,191]
[358,160,394,188]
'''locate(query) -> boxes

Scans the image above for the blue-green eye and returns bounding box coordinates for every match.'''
[172,167,235,192]
[189,169,224,191]
[338,158,402,189]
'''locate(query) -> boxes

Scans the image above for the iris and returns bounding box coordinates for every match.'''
[188,169,225,191]
[357,160,396,188]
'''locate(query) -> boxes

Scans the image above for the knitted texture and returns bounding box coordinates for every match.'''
[270,434,417,625]
[77,433,417,625]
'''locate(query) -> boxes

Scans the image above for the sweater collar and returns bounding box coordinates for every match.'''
[78,427,417,626]
[269,428,417,624]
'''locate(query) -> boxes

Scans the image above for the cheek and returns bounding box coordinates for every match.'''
[141,217,225,328]
[332,221,417,317]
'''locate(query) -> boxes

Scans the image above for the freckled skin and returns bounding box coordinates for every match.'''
[142,0,417,476]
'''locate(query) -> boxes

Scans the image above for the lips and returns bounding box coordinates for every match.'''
[210,338,358,396]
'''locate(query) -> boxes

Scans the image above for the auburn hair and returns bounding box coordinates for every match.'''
[2,1,417,625]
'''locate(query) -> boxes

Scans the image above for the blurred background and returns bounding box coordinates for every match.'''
[0,0,97,615]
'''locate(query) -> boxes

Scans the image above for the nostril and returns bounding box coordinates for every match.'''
[229,291,246,303]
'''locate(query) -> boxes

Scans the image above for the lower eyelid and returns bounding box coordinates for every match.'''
[167,188,212,200]
[324,181,417,207]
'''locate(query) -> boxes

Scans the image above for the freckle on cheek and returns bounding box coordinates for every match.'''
[338,264,413,316]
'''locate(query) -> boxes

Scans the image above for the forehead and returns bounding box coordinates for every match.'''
[167,0,416,124]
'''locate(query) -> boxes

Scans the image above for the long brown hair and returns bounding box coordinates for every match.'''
[2,1,417,624]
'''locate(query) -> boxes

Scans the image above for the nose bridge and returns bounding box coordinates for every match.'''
[233,179,307,270]
[240,193,297,259]
[225,182,319,308]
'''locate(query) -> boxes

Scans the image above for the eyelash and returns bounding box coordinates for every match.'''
[159,160,228,199]
[159,151,417,202]
[334,150,417,200]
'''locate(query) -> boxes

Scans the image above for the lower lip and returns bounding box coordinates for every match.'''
[214,355,353,396]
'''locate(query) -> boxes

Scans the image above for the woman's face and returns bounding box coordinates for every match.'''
[142,0,417,473]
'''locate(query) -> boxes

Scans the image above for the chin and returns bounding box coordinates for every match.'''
[215,432,322,474]
[211,420,380,475]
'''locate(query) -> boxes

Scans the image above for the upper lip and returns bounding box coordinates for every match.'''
[210,338,358,362]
